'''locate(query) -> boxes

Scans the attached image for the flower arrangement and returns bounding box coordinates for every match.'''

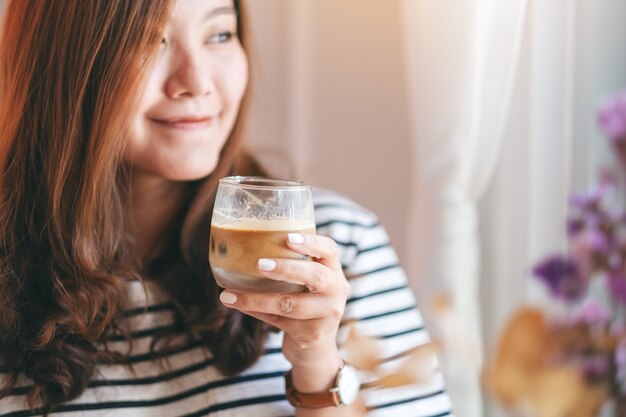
[485,91,626,417]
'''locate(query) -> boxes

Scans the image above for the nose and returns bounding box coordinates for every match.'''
[164,50,215,99]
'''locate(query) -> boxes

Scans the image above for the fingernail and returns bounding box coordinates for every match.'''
[220,291,237,304]
[288,233,305,244]
[258,258,277,271]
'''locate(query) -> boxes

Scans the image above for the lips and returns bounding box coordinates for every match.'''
[150,115,214,130]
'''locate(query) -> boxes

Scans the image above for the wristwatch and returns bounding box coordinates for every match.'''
[284,363,361,408]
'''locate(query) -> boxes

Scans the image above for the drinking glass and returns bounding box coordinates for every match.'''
[209,176,315,293]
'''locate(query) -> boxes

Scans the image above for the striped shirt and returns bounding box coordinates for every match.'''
[0,189,454,417]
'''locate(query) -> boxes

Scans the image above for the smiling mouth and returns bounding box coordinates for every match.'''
[150,116,214,130]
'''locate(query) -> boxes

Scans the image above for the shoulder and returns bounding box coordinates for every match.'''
[312,188,386,268]
[313,188,418,341]
[312,187,404,297]
[312,186,395,272]
[314,190,453,415]
[312,188,379,226]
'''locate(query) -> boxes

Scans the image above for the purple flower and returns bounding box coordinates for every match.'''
[608,252,623,271]
[569,191,601,211]
[590,233,610,255]
[598,92,626,142]
[579,355,610,381]
[567,216,585,237]
[569,232,599,279]
[606,273,626,304]
[571,299,611,326]
[532,255,587,301]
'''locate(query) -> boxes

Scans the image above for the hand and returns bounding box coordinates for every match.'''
[218,232,350,368]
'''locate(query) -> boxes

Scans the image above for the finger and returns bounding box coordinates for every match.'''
[286,233,341,270]
[239,309,320,338]
[238,311,334,351]
[219,290,344,321]
[239,310,286,329]
[257,258,341,293]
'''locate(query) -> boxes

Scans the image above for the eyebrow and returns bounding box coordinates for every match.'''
[207,6,237,19]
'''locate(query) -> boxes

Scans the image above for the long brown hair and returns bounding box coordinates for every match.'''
[0,0,266,413]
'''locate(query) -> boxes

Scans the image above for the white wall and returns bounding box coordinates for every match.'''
[245,0,413,269]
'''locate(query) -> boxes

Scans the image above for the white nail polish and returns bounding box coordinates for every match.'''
[288,233,305,244]
[220,291,237,304]
[258,258,277,271]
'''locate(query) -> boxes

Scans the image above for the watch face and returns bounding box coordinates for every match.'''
[337,365,361,405]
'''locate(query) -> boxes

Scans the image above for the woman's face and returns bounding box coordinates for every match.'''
[125,0,247,181]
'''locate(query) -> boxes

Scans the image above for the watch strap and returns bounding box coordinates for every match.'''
[284,369,342,408]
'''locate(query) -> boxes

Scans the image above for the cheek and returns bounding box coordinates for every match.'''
[130,71,164,137]
[220,51,248,109]
[136,68,165,119]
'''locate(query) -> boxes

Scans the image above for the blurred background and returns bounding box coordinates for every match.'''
[0,0,622,414]
[244,0,626,416]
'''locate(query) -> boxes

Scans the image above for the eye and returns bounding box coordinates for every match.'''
[207,31,235,44]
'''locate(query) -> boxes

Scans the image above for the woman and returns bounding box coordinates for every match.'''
[0,0,453,416]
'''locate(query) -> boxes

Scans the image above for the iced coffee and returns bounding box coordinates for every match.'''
[209,176,315,293]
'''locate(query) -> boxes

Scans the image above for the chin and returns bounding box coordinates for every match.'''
[164,158,219,181]
[127,152,221,182]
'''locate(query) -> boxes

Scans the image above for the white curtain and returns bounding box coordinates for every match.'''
[482,1,626,416]
[401,0,527,415]
[403,0,626,416]
[479,3,577,415]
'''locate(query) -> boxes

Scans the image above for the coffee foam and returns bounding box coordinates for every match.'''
[211,217,315,231]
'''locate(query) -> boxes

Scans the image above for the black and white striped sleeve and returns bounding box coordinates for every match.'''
[314,189,454,417]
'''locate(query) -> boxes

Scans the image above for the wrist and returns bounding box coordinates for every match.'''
[285,361,363,410]
[283,336,339,367]
[289,353,343,393]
